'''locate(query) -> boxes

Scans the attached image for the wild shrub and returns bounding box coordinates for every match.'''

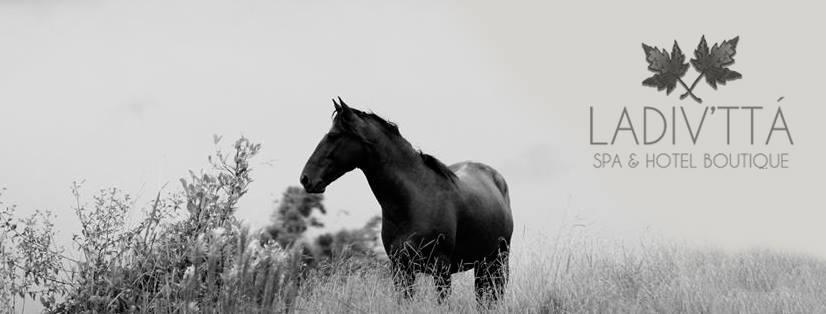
[0,137,310,313]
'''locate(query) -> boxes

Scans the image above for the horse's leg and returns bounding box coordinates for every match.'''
[434,271,452,304]
[427,235,453,304]
[473,261,494,306]
[474,261,507,307]
[474,240,510,306]
[433,256,452,304]
[392,262,416,300]
[491,245,510,302]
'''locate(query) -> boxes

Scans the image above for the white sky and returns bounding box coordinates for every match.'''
[1,1,824,258]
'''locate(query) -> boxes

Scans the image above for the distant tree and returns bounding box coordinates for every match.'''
[261,188,386,274]
[315,215,382,260]
[262,186,326,248]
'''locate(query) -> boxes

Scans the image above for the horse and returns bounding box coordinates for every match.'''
[300,97,513,305]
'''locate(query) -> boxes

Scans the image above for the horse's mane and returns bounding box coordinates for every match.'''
[336,107,458,183]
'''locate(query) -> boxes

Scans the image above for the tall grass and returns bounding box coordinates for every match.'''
[285,225,826,313]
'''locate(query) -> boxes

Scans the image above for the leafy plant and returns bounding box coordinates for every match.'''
[0,135,386,313]
[2,137,300,312]
[0,202,67,312]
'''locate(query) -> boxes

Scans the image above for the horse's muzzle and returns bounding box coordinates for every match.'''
[300,174,326,193]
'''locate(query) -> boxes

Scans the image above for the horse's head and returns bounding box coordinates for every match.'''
[300,97,373,193]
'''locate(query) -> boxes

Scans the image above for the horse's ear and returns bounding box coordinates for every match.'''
[332,98,341,112]
[337,96,350,111]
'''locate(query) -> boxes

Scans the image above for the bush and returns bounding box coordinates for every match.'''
[0,137,315,313]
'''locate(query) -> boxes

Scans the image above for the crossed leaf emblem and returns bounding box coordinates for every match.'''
[642,36,741,103]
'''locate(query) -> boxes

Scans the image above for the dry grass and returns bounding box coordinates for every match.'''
[5,212,825,313]
[286,227,826,314]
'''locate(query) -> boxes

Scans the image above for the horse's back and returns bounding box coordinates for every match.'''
[450,161,510,208]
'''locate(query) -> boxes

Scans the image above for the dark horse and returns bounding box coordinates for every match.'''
[300,98,513,304]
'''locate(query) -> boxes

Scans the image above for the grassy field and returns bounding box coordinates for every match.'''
[287,227,826,313]
[4,138,824,313]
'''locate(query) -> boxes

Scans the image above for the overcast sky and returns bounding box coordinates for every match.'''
[1,1,824,258]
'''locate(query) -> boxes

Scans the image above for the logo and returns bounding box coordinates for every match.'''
[641,36,741,103]
[588,35,794,171]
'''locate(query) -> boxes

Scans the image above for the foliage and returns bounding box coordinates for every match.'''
[1,199,66,312]
[0,137,313,313]
[263,186,326,249]
[261,189,386,282]
[313,215,384,271]
[0,136,390,313]
[261,182,386,276]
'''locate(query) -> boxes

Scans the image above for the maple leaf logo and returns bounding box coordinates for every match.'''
[641,41,690,97]
[642,35,742,103]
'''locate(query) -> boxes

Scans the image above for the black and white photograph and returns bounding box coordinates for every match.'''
[0,1,823,313]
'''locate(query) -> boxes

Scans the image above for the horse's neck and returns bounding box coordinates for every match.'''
[359,139,440,223]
